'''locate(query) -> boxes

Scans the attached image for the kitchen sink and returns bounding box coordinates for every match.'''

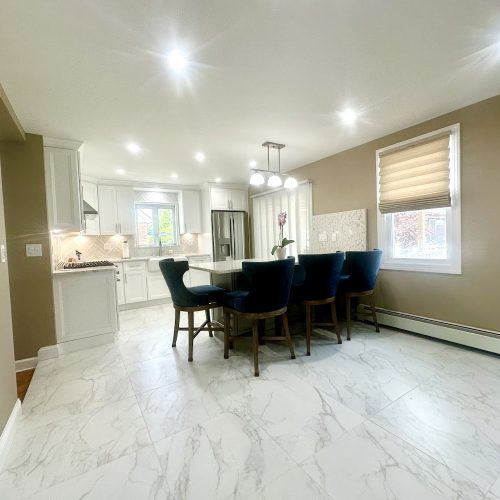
[147,255,187,272]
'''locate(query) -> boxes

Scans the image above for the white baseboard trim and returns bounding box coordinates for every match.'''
[57,333,114,355]
[15,357,37,372]
[38,345,59,362]
[359,305,500,355]
[0,399,22,470]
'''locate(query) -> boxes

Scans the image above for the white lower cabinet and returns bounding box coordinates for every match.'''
[53,269,118,344]
[147,273,170,300]
[115,263,125,305]
[123,261,148,303]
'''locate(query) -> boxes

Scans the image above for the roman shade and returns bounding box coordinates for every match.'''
[378,132,451,214]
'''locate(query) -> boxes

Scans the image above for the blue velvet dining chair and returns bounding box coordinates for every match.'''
[222,258,296,376]
[159,259,226,362]
[295,252,345,355]
[342,249,383,340]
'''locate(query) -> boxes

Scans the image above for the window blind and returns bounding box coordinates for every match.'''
[378,132,452,214]
[252,182,311,259]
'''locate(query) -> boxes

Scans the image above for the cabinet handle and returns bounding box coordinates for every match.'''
[116,278,121,282]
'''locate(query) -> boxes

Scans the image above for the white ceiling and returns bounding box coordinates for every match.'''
[1,0,500,185]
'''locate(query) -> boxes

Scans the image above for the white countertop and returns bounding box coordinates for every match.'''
[111,253,210,263]
[189,258,273,275]
[53,265,117,275]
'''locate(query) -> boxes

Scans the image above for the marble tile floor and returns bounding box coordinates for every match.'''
[1,303,499,499]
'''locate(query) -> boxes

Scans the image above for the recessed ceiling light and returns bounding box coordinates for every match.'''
[195,152,206,162]
[170,173,179,179]
[167,49,188,72]
[249,160,257,167]
[338,108,358,125]
[215,177,222,183]
[115,168,126,175]
[126,142,141,154]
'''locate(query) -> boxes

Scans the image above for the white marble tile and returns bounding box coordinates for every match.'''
[487,477,500,500]
[0,397,151,498]
[118,331,172,366]
[26,446,165,500]
[372,370,500,491]
[302,421,485,500]
[154,411,294,500]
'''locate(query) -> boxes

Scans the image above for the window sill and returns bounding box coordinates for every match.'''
[381,261,462,275]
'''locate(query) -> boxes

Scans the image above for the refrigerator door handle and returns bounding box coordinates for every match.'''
[229,214,234,259]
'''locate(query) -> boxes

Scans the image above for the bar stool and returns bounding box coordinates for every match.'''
[342,250,383,340]
[159,259,226,361]
[223,258,296,377]
[295,253,345,355]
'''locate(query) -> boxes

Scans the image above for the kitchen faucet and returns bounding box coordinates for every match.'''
[158,239,162,256]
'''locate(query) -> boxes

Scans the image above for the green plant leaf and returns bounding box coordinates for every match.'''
[271,245,278,255]
[281,238,295,247]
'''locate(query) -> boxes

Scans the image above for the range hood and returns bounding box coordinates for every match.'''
[82,199,98,217]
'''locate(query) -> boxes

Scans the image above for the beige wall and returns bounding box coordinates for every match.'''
[0,157,17,433]
[0,134,57,359]
[290,94,500,332]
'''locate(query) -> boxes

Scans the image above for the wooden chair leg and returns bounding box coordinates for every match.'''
[305,304,312,355]
[206,309,213,337]
[346,295,352,341]
[369,294,380,332]
[331,300,342,344]
[282,313,295,360]
[252,320,260,377]
[188,311,194,362]
[223,310,230,359]
[172,308,180,347]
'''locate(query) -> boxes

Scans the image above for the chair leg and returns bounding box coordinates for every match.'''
[282,313,295,360]
[305,304,312,356]
[172,309,180,347]
[223,310,231,359]
[346,295,352,341]
[188,311,194,362]
[331,300,342,344]
[206,309,213,337]
[369,293,380,333]
[258,319,266,345]
[252,320,260,377]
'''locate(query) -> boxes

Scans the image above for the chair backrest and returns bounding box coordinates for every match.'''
[344,250,383,292]
[158,259,195,307]
[241,258,295,313]
[298,252,345,300]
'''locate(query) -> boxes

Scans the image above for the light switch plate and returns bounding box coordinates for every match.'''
[26,243,43,257]
[318,231,327,242]
[331,232,338,242]
[0,244,6,263]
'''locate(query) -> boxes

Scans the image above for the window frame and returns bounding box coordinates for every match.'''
[376,123,462,274]
[135,202,179,248]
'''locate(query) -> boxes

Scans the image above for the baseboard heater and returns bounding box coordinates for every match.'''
[358,305,500,355]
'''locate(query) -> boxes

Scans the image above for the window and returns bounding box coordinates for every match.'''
[136,203,178,247]
[376,124,461,274]
[252,182,312,259]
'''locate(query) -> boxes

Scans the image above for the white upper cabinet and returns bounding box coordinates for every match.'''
[43,138,83,232]
[97,185,135,235]
[81,181,100,235]
[209,187,247,211]
[179,190,201,234]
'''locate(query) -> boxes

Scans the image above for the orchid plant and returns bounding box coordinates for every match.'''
[271,211,295,255]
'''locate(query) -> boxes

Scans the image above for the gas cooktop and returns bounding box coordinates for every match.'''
[62,260,115,269]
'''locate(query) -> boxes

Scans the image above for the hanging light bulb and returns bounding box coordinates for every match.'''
[249,171,265,186]
[284,176,298,189]
[267,174,282,188]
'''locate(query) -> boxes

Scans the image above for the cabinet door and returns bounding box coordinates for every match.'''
[210,188,230,210]
[146,274,171,300]
[116,187,136,235]
[44,147,82,231]
[97,185,118,235]
[230,189,248,211]
[82,181,100,235]
[115,263,125,305]
[124,270,148,303]
[180,190,201,233]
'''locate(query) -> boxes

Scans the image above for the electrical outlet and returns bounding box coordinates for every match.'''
[26,243,43,257]
[318,231,327,242]
[331,232,338,242]
[0,244,6,263]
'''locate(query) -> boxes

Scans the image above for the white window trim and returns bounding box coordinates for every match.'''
[376,123,462,274]
[135,202,179,248]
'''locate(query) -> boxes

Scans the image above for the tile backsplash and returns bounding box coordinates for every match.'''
[53,233,200,263]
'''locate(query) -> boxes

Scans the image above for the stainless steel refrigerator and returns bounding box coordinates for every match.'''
[211,211,250,261]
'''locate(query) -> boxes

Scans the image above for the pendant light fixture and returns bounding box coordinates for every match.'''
[249,141,298,188]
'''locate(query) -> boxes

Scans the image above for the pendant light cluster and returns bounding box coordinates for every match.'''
[249,141,298,189]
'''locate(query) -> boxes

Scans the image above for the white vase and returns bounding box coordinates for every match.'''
[275,247,287,260]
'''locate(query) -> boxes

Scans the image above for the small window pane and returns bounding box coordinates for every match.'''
[135,204,177,247]
[392,208,447,260]
[137,207,155,247]
[158,208,175,244]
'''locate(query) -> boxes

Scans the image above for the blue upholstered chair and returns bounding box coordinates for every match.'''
[159,259,226,361]
[295,253,345,355]
[223,258,296,376]
[342,250,383,340]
